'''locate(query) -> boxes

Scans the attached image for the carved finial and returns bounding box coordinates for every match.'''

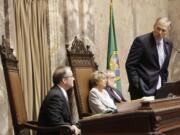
[65,44,70,53]
[70,36,91,54]
[0,35,16,61]
[2,35,10,47]
[86,45,90,51]
[65,44,69,50]
[2,35,5,46]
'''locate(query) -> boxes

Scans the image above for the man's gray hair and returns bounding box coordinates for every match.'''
[106,70,115,77]
[154,17,171,27]
[53,66,71,85]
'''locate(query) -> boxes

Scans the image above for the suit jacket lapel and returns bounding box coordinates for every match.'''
[58,87,69,108]
[57,86,72,123]
[163,39,170,57]
[150,34,160,67]
[162,38,170,68]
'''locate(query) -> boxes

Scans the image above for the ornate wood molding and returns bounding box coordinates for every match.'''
[0,35,17,71]
[0,35,16,61]
[66,36,92,54]
[66,36,98,69]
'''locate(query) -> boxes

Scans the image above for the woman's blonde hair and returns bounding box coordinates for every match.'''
[90,70,106,87]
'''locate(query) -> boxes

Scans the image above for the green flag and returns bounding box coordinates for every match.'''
[107,1,122,91]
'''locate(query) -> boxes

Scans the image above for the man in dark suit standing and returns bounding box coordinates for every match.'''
[126,17,172,100]
[105,70,126,103]
[37,66,80,135]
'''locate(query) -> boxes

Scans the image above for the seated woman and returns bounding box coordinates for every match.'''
[89,71,117,114]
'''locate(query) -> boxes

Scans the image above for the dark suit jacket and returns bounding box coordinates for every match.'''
[126,32,172,100]
[105,85,126,102]
[37,85,72,135]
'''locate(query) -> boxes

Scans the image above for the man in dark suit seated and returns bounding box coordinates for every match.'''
[37,66,80,135]
[126,17,172,100]
[105,70,126,103]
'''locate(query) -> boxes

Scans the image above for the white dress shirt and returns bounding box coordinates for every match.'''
[156,39,166,89]
[58,85,69,102]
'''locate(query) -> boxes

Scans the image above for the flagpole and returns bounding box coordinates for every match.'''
[110,0,113,20]
[110,0,113,6]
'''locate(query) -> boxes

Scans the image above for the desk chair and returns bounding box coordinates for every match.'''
[0,36,74,135]
[66,37,98,119]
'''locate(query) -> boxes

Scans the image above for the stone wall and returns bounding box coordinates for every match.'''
[0,0,5,42]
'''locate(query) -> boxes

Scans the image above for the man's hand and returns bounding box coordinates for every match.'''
[72,125,81,135]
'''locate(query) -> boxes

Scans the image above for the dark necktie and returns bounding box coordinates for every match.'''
[111,89,122,102]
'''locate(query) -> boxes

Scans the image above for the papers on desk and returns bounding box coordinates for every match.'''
[117,97,154,113]
[141,96,155,101]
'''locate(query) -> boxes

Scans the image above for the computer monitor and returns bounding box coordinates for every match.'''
[155,80,180,99]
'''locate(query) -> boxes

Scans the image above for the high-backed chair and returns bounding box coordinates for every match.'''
[0,36,75,135]
[66,37,98,119]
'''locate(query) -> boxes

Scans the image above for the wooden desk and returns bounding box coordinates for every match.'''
[79,97,180,135]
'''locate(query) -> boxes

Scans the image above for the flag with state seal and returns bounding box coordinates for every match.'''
[107,0,122,91]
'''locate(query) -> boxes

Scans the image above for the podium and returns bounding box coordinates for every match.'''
[79,97,180,135]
